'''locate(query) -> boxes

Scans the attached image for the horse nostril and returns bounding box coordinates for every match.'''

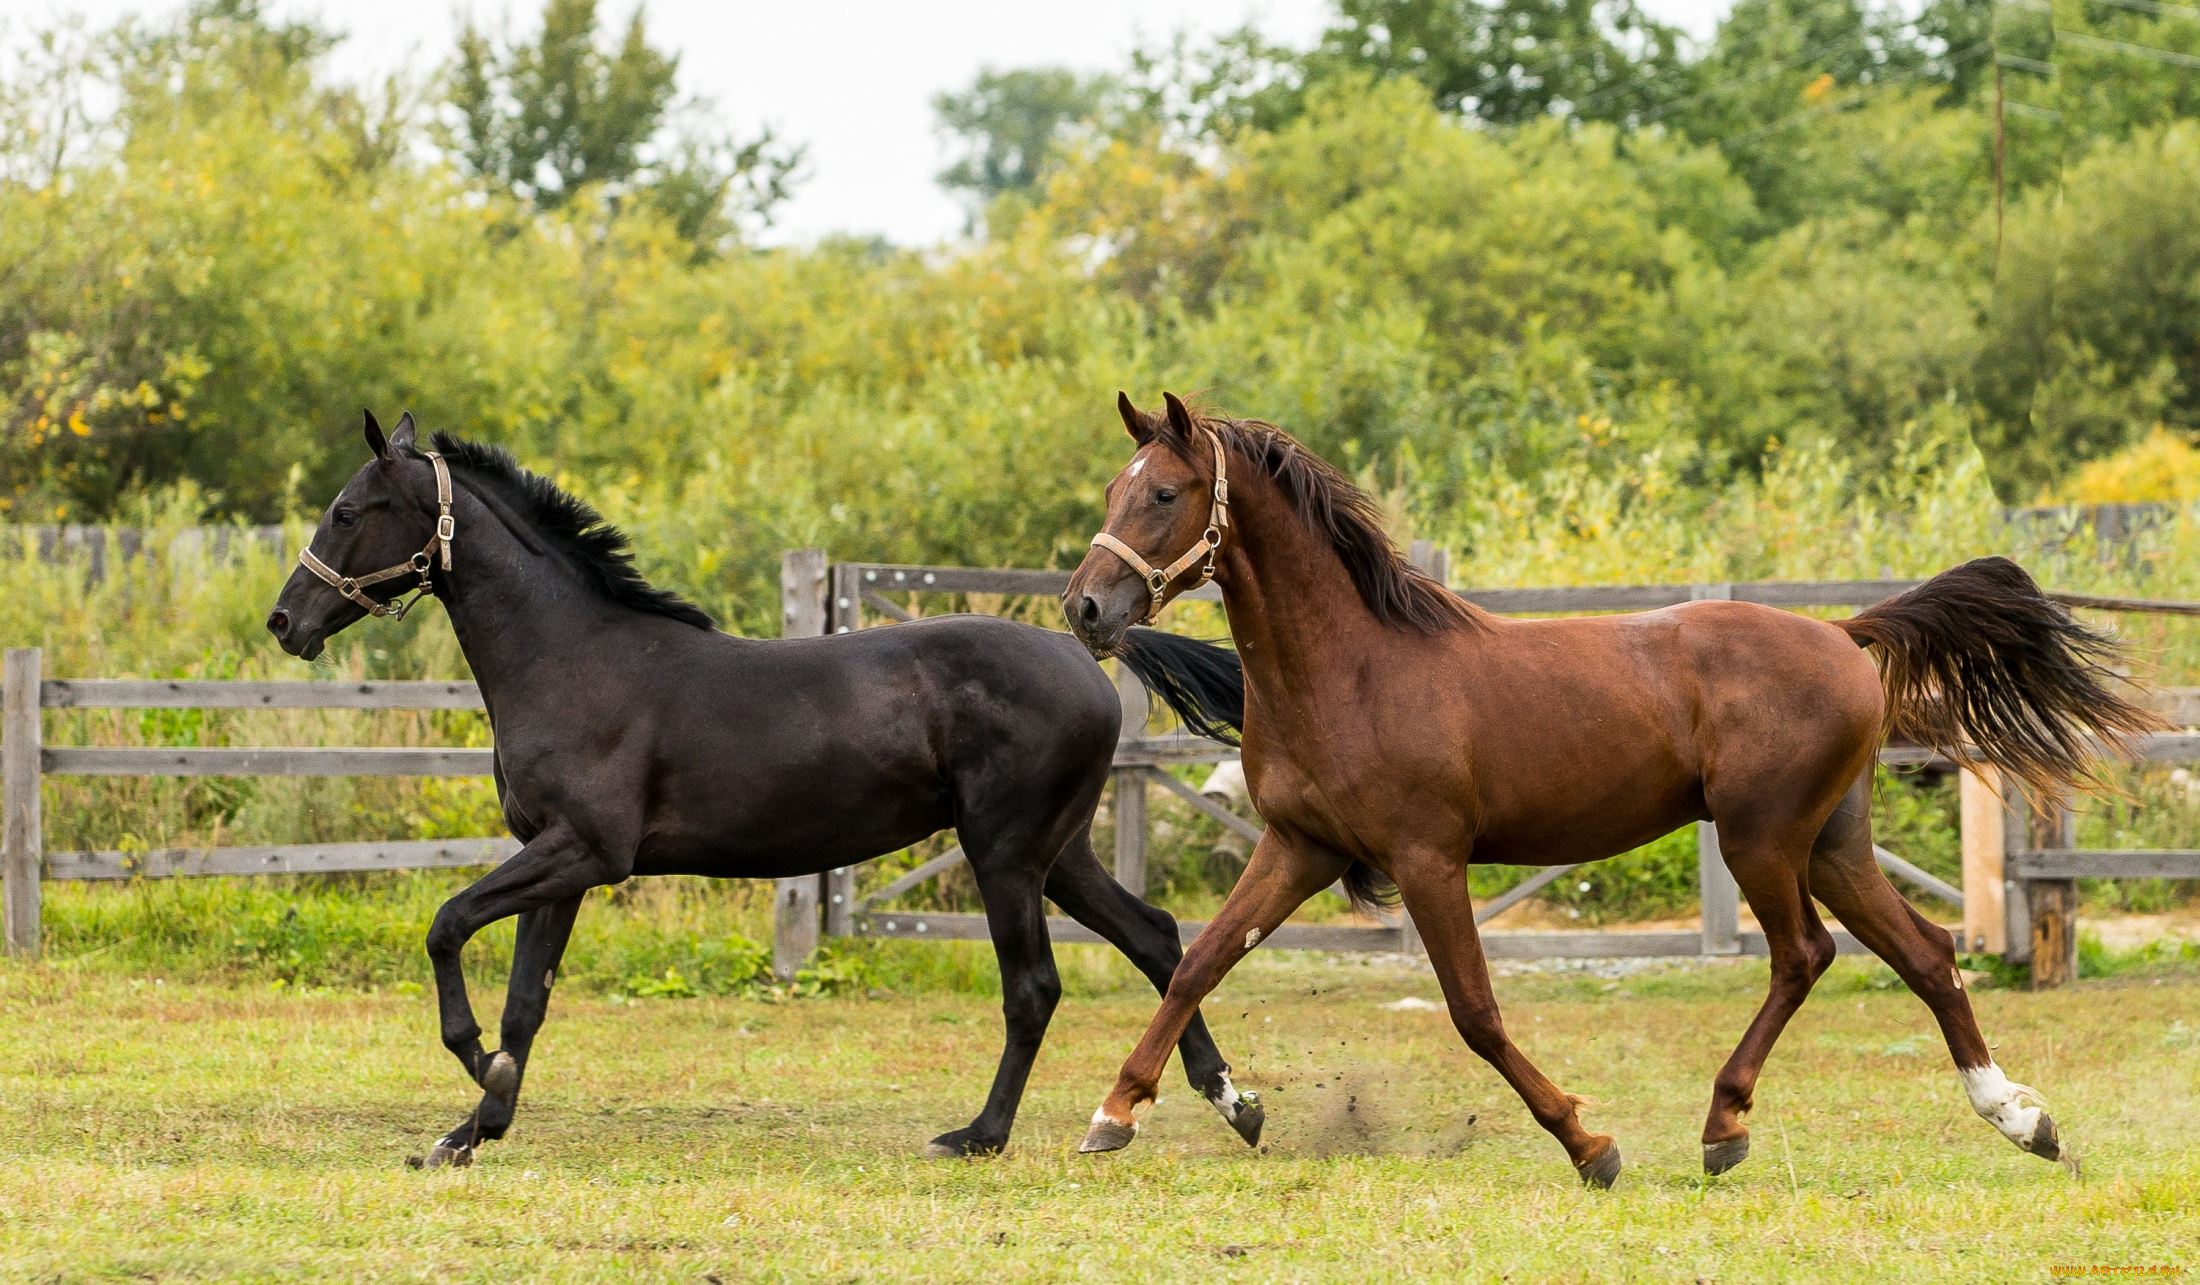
[1078,594,1102,627]
[266,608,291,637]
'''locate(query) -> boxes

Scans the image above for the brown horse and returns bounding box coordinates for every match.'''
[1062,392,2157,1188]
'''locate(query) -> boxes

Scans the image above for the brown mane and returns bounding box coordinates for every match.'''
[1153,408,1482,636]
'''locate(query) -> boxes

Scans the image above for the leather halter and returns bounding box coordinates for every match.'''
[297,451,454,622]
[1089,427,1231,619]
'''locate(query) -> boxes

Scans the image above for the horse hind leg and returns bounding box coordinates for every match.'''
[1699,829,1839,1176]
[1804,778,2070,1170]
[924,815,1065,1160]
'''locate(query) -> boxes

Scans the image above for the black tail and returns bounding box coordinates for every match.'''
[1115,627,1244,746]
[1838,556,2164,799]
[1113,627,1400,913]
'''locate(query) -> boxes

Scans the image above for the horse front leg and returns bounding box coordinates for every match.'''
[1078,828,1345,1153]
[1392,848,1624,1189]
[437,893,584,1159]
[420,822,615,1168]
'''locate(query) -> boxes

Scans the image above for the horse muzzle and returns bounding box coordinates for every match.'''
[267,567,352,661]
[1063,569,1147,658]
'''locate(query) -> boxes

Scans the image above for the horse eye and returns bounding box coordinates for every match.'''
[1155,488,1178,504]
[333,508,358,528]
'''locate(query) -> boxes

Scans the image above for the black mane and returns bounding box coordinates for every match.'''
[1152,410,1480,636]
[426,432,714,631]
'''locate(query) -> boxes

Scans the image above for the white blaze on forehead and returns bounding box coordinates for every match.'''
[1960,1063,2047,1146]
[1128,457,1147,477]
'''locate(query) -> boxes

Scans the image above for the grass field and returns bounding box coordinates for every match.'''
[2,950,2194,1283]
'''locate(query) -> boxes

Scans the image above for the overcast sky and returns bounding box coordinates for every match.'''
[11,0,1738,246]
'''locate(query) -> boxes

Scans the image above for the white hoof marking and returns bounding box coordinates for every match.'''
[1960,1063,2048,1149]
[1207,1070,1260,1125]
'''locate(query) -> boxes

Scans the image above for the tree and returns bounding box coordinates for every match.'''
[1305,0,1693,126]
[933,67,1112,210]
[448,0,799,243]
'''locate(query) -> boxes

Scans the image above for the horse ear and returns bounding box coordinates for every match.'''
[363,409,389,461]
[388,411,418,456]
[1117,391,1155,445]
[1161,391,1196,442]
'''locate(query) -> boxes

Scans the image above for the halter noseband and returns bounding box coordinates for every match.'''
[1089,427,1231,619]
[297,451,454,622]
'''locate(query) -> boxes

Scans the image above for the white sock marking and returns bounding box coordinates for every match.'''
[1960,1063,2048,1149]
[1207,1069,1261,1124]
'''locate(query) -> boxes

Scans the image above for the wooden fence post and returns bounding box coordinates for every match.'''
[772,876,820,983]
[1406,540,1451,591]
[1698,820,1740,955]
[781,548,828,639]
[2001,784,2033,965]
[1114,666,1150,897]
[778,551,832,962]
[4,648,42,957]
[1113,769,1149,899]
[827,563,862,635]
[1958,768,2006,954]
[2028,799,2078,988]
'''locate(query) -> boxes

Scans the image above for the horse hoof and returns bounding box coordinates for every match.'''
[1078,1116,1138,1154]
[1207,1075,1265,1148]
[424,1144,473,1169]
[1226,1097,1265,1149]
[480,1051,520,1105]
[1703,1135,1751,1175]
[1576,1141,1623,1190]
[2024,1113,2062,1162]
[924,1130,1003,1159]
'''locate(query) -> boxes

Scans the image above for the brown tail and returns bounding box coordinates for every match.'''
[1838,556,2164,799]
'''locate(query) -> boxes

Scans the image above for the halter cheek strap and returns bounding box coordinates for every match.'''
[297,451,454,622]
[1089,427,1231,620]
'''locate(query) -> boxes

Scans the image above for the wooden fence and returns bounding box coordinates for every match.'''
[0,652,517,957]
[777,547,2200,988]
[3,551,2196,990]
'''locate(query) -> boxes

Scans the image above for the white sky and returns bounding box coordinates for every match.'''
[9,0,1738,246]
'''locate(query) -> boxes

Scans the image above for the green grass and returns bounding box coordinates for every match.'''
[2,953,2193,1282]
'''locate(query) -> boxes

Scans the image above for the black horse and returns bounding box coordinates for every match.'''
[266,411,1262,1166]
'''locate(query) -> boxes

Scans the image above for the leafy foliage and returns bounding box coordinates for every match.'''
[446,0,799,246]
[933,68,1113,214]
[1307,0,1694,125]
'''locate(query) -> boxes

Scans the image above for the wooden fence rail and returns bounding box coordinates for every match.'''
[3,551,2196,994]
[782,549,2200,988]
[0,650,507,956]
